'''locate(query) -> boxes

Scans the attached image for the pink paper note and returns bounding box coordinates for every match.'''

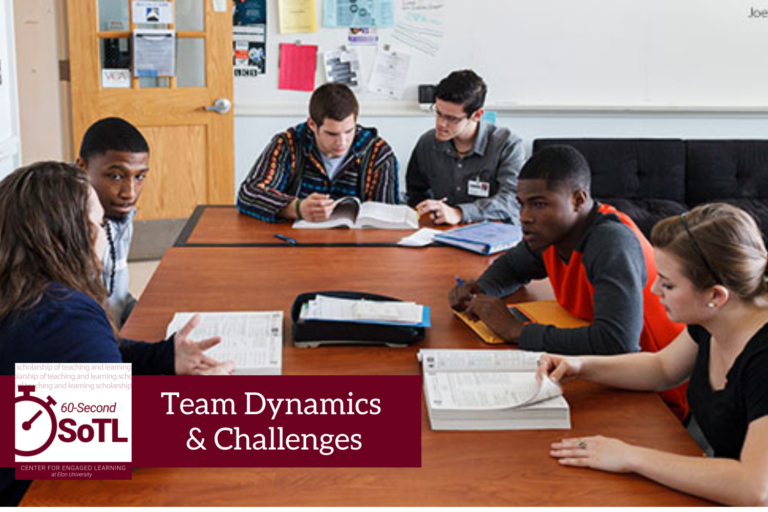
[279,43,317,91]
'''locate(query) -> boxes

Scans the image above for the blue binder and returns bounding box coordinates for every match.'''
[434,222,522,255]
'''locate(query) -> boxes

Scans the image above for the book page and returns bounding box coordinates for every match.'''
[166,312,283,374]
[424,371,562,410]
[357,202,418,228]
[293,197,359,229]
[398,228,441,247]
[419,349,542,374]
[331,197,361,220]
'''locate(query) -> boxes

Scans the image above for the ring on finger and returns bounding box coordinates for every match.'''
[578,439,587,449]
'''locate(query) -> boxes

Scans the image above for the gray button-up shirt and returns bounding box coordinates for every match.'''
[405,121,525,224]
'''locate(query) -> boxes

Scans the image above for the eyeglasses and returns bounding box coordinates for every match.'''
[679,213,724,285]
[429,104,468,125]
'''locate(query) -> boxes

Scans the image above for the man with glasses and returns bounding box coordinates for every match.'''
[406,70,525,225]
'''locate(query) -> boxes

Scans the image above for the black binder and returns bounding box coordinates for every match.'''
[291,291,427,348]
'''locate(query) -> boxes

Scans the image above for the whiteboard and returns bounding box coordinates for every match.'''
[234,0,768,114]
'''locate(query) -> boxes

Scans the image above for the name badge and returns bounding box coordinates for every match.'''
[468,179,490,198]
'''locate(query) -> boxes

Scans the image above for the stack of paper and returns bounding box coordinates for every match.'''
[166,312,283,375]
[418,349,570,431]
[300,295,430,327]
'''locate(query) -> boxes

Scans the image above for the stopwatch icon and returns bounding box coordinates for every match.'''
[15,385,58,457]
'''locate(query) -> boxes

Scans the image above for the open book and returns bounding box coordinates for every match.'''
[166,312,283,375]
[418,349,570,430]
[293,197,419,230]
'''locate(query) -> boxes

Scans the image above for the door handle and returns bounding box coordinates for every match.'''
[205,98,232,114]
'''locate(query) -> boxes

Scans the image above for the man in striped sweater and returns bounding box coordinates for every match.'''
[237,83,399,223]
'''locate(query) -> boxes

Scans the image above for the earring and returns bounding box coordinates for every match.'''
[707,303,716,309]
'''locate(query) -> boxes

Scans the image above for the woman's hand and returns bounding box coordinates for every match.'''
[536,353,583,384]
[173,314,235,375]
[550,436,639,474]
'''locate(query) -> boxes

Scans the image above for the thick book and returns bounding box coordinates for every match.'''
[418,349,571,431]
[455,300,590,345]
[293,197,418,229]
[433,221,522,255]
[166,311,283,375]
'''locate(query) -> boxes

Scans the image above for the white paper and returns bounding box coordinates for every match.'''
[368,48,410,99]
[301,295,423,324]
[133,29,176,77]
[397,228,441,247]
[419,349,542,373]
[132,1,173,24]
[425,372,562,410]
[324,48,361,89]
[101,69,131,89]
[166,312,283,375]
[393,0,445,57]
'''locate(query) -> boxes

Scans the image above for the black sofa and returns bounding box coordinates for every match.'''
[533,138,768,239]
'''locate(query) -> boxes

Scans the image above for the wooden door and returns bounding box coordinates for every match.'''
[67,0,233,220]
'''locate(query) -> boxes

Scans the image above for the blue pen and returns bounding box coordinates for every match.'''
[454,275,464,287]
[274,233,298,245]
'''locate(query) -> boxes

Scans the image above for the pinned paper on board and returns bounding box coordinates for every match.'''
[393,0,445,57]
[233,0,267,79]
[278,43,317,91]
[348,27,379,45]
[131,1,173,24]
[233,0,267,25]
[323,0,394,28]
[324,48,361,89]
[133,29,176,78]
[234,26,267,78]
[278,0,317,34]
[368,47,410,99]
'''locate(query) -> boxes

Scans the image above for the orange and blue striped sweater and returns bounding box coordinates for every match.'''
[237,123,399,222]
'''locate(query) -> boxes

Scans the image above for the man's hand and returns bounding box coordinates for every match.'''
[465,295,525,344]
[282,193,336,221]
[416,199,463,225]
[299,193,336,222]
[449,279,482,311]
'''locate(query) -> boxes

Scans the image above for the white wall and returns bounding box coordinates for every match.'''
[0,0,20,179]
[14,3,768,200]
[14,0,70,163]
[234,112,768,198]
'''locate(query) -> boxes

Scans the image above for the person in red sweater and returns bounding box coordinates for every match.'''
[450,145,688,420]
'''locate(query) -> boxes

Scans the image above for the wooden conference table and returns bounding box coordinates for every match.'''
[175,204,444,246]
[23,213,710,506]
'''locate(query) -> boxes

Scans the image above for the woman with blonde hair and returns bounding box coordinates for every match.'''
[538,203,768,506]
[0,162,233,505]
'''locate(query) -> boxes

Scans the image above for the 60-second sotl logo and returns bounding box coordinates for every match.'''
[14,363,132,465]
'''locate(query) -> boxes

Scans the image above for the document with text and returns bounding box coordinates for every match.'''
[418,349,570,430]
[166,311,283,375]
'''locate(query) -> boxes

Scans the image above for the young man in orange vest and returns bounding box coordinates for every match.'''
[449,145,688,420]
